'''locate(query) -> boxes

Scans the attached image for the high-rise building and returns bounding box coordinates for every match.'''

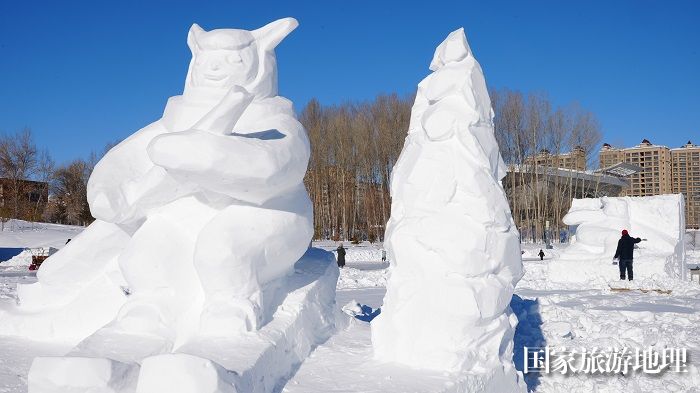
[599,139,672,197]
[526,147,586,171]
[599,139,700,228]
[671,141,700,228]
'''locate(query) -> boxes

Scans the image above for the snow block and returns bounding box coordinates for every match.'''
[28,357,139,393]
[136,354,236,393]
[550,194,686,284]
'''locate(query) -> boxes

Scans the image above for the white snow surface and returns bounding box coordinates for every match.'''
[371,27,524,390]
[0,220,83,249]
[2,237,700,392]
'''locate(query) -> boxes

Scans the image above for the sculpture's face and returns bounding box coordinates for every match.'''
[190,46,258,88]
[185,19,299,97]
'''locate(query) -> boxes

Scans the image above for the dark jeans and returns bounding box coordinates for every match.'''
[619,259,633,281]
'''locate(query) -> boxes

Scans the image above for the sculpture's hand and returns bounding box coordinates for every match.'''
[193,85,254,135]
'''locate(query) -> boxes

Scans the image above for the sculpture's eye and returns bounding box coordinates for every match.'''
[226,53,243,64]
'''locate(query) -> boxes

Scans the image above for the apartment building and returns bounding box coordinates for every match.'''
[526,146,586,171]
[599,139,672,197]
[671,141,700,228]
[599,139,700,228]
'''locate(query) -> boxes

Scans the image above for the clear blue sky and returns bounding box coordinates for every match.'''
[1,0,698,164]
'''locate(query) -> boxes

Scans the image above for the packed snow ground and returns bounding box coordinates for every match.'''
[2,224,700,392]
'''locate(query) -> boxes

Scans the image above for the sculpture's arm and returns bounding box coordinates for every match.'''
[87,123,170,223]
[147,114,309,203]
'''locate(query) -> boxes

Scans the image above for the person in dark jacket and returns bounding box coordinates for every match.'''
[613,229,642,281]
[538,249,545,261]
[336,243,346,268]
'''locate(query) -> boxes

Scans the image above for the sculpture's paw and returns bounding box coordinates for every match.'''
[68,302,175,363]
[198,298,261,336]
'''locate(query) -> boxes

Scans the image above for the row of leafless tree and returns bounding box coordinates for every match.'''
[300,89,602,241]
[491,90,602,242]
[301,95,413,241]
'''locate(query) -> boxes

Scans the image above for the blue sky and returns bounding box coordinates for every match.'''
[1,0,698,164]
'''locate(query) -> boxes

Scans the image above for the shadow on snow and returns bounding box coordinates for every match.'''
[511,294,546,392]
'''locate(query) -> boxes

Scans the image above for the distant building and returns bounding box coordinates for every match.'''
[599,139,672,197]
[671,141,700,228]
[525,147,586,171]
[0,178,49,221]
[599,139,700,228]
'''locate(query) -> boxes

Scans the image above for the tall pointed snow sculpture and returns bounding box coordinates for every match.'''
[371,28,525,388]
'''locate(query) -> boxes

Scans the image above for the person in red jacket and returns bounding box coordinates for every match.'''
[613,229,642,281]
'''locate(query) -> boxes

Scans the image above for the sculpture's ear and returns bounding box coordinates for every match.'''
[187,23,206,54]
[252,17,298,50]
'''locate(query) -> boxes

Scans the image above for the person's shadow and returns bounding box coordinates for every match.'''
[511,295,545,392]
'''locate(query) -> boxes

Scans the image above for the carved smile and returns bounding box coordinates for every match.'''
[204,74,227,81]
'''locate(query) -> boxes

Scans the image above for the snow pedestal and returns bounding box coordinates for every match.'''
[27,249,340,393]
[370,28,525,391]
[550,194,686,285]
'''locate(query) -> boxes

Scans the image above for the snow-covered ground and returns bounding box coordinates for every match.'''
[0,219,83,249]
[2,223,700,392]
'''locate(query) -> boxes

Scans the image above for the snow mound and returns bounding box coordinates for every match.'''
[3,250,32,267]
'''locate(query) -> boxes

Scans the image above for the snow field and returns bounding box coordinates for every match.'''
[3,225,700,392]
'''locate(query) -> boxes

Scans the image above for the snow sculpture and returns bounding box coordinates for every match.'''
[9,16,313,342]
[1,17,342,392]
[552,194,686,283]
[371,28,525,389]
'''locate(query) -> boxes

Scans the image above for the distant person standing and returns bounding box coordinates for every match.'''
[336,243,346,268]
[613,229,642,281]
[381,249,387,263]
[538,249,545,261]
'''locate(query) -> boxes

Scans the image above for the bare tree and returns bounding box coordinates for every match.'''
[48,159,93,226]
[0,128,39,227]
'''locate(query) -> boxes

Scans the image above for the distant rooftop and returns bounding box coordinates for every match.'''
[597,162,646,178]
[670,140,699,151]
[600,138,670,151]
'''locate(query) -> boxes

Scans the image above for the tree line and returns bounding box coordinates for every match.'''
[0,128,99,228]
[2,88,602,241]
[299,89,601,242]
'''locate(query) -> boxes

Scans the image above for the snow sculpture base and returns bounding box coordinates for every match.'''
[26,249,340,393]
[550,195,686,285]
